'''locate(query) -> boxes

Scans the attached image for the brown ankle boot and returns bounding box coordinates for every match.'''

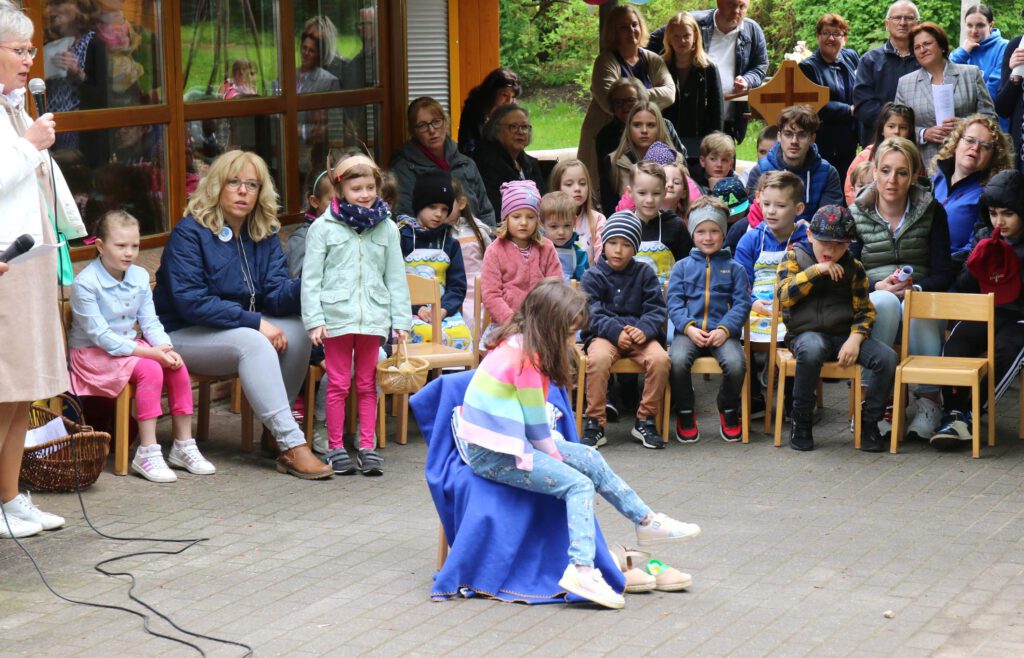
[276,444,333,479]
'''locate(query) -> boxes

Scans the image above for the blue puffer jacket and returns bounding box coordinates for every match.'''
[951,29,1009,131]
[744,142,844,221]
[154,215,301,333]
[666,248,751,338]
[398,217,467,317]
[581,256,666,346]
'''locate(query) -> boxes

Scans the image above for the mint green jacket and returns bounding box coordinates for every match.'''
[300,214,412,339]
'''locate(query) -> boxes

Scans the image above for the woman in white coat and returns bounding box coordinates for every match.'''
[0,2,87,538]
[577,5,674,198]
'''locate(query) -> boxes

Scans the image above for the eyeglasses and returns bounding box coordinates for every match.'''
[781,130,811,141]
[960,135,994,152]
[887,15,918,23]
[503,123,532,134]
[225,179,261,192]
[413,118,444,133]
[612,98,638,109]
[819,31,846,40]
[0,45,37,60]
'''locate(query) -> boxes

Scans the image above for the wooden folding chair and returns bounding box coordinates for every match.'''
[398,274,478,444]
[890,290,995,458]
[766,298,862,448]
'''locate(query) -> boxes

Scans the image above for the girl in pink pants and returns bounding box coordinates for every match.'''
[70,211,215,483]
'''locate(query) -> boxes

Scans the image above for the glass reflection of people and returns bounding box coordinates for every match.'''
[297,32,339,93]
[220,57,257,99]
[45,0,108,149]
[301,16,346,81]
[342,7,376,89]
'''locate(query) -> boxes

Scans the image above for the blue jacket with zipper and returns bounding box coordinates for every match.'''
[666,247,751,338]
[154,215,300,333]
[744,142,844,220]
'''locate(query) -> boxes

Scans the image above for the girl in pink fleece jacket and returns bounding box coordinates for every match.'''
[481,181,562,333]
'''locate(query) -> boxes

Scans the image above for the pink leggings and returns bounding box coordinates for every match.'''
[323,334,379,451]
[131,358,194,421]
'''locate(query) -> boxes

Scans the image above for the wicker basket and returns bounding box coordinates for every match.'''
[377,343,430,395]
[20,396,111,492]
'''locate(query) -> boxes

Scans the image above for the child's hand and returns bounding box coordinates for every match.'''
[707,328,728,347]
[685,325,709,347]
[416,306,432,322]
[165,349,184,370]
[817,261,845,282]
[625,326,647,344]
[837,333,864,367]
[617,330,634,350]
[395,330,409,344]
[0,262,7,276]
[261,319,288,352]
[751,300,770,316]
[307,326,326,347]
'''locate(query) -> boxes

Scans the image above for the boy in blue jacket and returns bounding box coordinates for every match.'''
[581,211,670,450]
[541,191,589,282]
[667,197,751,443]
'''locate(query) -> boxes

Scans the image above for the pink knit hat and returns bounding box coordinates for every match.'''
[500,180,541,220]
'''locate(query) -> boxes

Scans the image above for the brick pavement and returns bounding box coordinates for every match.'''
[4,380,1024,657]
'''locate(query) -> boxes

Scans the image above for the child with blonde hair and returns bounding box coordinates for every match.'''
[549,158,606,262]
[541,191,589,282]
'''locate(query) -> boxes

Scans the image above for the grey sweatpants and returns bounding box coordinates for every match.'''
[169,315,312,450]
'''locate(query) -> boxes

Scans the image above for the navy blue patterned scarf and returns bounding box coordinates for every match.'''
[329,196,390,233]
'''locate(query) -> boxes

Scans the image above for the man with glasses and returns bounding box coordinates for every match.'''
[744,105,843,223]
[852,1,921,146]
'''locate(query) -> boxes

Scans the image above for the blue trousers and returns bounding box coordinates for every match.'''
[460,439,652,567]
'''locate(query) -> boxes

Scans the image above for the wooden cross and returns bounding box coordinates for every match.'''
[748,60,830,126]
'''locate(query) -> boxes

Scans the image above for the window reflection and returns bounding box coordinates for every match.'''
[298,104,379,195]
[295,1,377,93]
[53,124,169,241]
[180,0,281,101]
[186,114,283,203]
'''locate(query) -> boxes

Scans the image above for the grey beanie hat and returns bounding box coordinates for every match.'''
[601,210,643,252]
[688,204,728,238]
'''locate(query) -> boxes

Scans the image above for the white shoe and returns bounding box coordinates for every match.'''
[907,397,942,441]
[311,423,328,455]
[558,564,625,609]
[168,439,216,475]
[1,493,64,530]
[0,511,42,538]
[636,512,701,546]
[131,445,177,483]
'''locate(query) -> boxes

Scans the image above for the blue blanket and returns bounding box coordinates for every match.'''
[411,370,626,602]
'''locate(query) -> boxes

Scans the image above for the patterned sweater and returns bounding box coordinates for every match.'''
[455,334,563,471]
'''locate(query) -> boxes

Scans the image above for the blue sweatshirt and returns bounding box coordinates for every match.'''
[734,221,808,302]
[666,248,751,338]
[951,29,1009,131]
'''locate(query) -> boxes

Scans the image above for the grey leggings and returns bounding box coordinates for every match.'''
[169,315,311,450]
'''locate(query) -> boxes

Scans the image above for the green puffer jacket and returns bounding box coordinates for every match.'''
[850,182,952,290]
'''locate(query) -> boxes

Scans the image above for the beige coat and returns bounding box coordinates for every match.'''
[577,48,675,197]
[0,95,85,403]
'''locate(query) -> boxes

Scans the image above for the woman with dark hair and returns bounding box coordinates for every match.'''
[457,67,520,158]
[661,11,723,159]
[473,103,546,218]
[950,4,1008,131]
[894,22,996,164]
[799,13,861,178]
[844,102,915,204]
[995,35,1024,172]
[390,96,496,227]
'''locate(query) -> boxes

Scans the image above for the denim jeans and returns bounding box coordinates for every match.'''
[460,439,652,567]
[670,335,746,412]
[788,331,898,424]
[867,290,944,393]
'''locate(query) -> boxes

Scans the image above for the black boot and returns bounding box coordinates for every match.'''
[789,410,814,451]
[860,421,886,453]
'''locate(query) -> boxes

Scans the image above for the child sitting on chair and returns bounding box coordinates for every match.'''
[667,197,750,444]
[776,205,897,452]
[580,211,671,449]
[541,190,589,282]
[453,279,701,610]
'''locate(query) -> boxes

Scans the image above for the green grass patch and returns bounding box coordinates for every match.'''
[735,120,766,163]
[520,99,584,151]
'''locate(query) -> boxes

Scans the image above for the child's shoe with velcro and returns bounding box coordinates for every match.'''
[168,439,216,475]
[558,563,625,609]
[719,407,742,442]
[356,448,384,476]
[675,411,699,443]
[131,445,177,483]
[636,512,701,546]
[631,417,664,449]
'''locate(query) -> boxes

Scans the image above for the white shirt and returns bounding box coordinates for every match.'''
[707,12,740,116]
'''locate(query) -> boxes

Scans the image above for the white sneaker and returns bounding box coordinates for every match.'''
[636,512,702,546]
[907,397,942,441]
[311,423,328,455]
[168,439,216,475]
[131,445,177,483]
[0,511,42,538]
[2,492,65,530]
[558,564,625,609]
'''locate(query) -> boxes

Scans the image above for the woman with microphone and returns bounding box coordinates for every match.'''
[0,2,87,539]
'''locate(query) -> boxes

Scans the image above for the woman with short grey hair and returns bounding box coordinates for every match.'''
[473,103,547,217]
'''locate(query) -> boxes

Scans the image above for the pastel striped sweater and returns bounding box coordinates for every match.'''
[456,335,563,471]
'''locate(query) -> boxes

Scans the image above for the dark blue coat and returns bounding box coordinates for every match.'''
[852,40,920,146]
[580,256,667,346]
[398,218,468,317]
[799,48,860,173]
[154,215,301,333]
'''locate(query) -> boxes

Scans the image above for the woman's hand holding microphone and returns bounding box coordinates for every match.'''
[24,112,56,151]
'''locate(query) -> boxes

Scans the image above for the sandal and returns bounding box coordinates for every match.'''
[616,545,692,592]
[609,545,656,593]
[356,449,384,476]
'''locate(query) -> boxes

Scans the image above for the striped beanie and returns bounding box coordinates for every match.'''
[500,180,541,220]
[601,210,642,252]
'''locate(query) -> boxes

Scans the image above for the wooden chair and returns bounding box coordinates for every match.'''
[890,291,995,458]
[766,298,863,448]
[397,274,478,444]
[683,327,753,443]
[302,364,387,447]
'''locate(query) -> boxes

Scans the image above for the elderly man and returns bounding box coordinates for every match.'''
[851,1,921,146]
[650,0,768,143]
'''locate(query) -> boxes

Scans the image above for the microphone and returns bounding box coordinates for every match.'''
[28,77,47,116]
[0,234,36,263]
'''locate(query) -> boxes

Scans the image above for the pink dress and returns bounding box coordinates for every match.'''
[70,340,149,397]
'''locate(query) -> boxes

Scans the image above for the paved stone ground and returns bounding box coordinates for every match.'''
[4,379,1024,657]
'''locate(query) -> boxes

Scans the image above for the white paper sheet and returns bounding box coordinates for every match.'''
[7,242,63,266]
[932,84,955,125]
[24,417,66,448]
[43,37,74,80]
